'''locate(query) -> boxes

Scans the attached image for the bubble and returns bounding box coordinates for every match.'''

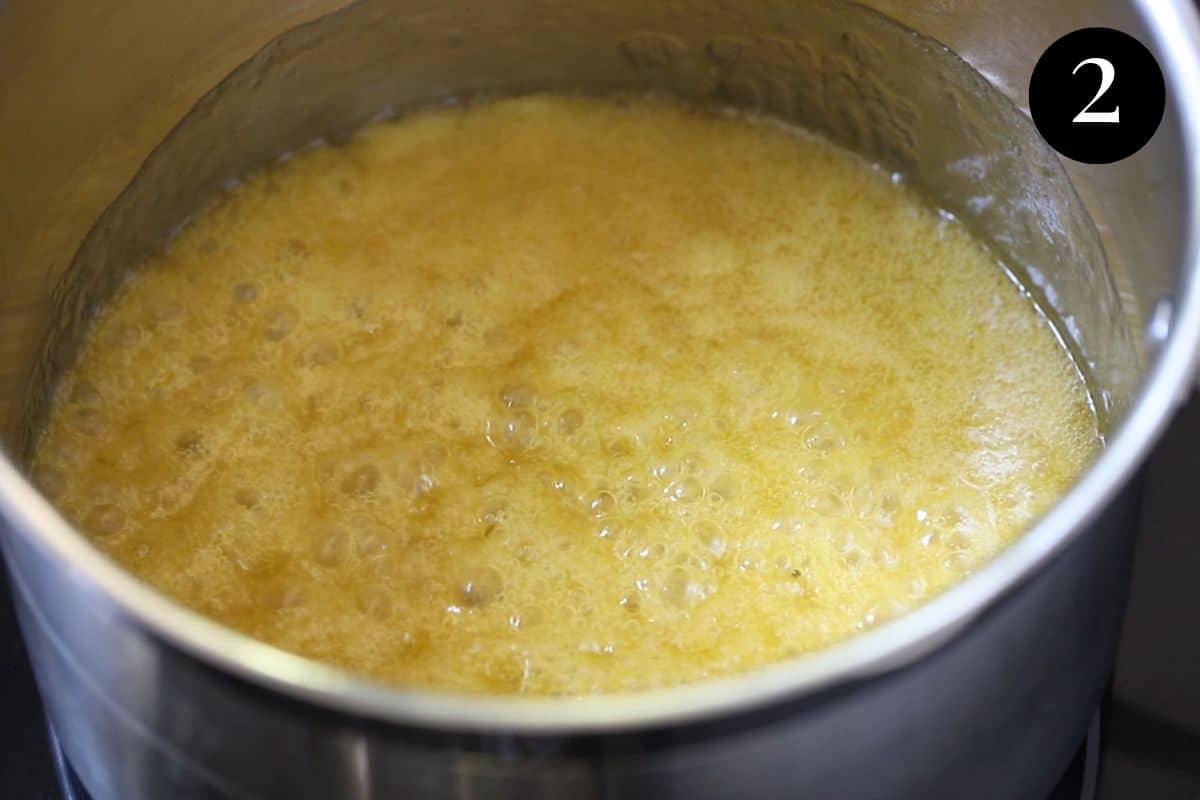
[664,478,703,503]
[422,445,448,468]
[500,383,537,410]
[808,493,845,517]
[358,588,393,620]
[104,323,140,349]
[148,302,182,325]
[620,593,641,612]
[175,430,205,457]
[847,485,876,516]
[662,567,706,607]
[693,520,727,558]
[460,567,503,607]
[485,410,537,452]
[840,545,867,570]
[263,305,299,340]
[355,528,389,558]
[234,488,260,509]
[299,340,338,367]
[709,475,739,500]
[341,464,380,496]
[638,543,666,560]
[558,408,584,435]
[87,504,126,537]
[32,466,66,500]
[479,505,507,536]
[943,551,973,572]
[69,381,101,406]
[278,584,307,610]
[597,521,624,539]
[314,529,349,566]
[606,431,640,456]
[244,380,280,408]
[588,491,618,517]
[805,421,844,451]
[189,355,214,374]
[72,408,108,438]
[411,472,437,497]
[874,547,901,569]
[679,451,713,478]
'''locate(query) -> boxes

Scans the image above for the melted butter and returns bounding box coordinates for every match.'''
[33,95,1100,695]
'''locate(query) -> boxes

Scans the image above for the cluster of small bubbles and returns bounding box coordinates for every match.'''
[28,95,1105,695]
[262,305,299,341]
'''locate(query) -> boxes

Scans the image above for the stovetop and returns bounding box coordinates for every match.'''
[4,394,1200,799]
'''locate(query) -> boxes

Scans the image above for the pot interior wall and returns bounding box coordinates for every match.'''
[5,0,1138,474]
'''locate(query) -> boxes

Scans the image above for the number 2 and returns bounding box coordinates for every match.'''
[1072,57,1120,124]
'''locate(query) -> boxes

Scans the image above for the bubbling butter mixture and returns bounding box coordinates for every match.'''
[33,95,1100,695]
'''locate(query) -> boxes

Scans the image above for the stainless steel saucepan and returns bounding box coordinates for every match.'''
[1,1,1198,798]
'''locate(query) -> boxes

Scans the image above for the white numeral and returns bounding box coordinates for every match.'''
[1072,57,1120,124]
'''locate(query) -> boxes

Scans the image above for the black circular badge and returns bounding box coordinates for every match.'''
[1029,27,1165,164]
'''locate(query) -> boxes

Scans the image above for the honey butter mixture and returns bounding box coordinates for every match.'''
[33,95,1100,695]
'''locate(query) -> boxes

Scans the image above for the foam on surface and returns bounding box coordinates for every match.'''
[33,95,1100,695]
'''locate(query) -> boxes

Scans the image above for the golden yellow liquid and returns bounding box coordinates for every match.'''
[32,95,1099,695]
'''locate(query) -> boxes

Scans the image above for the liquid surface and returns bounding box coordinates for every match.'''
[33,95,1100,695]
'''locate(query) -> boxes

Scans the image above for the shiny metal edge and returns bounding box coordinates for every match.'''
[1,0,1197,736]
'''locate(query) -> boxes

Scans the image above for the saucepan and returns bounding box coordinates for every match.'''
[1,1,1198,797]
